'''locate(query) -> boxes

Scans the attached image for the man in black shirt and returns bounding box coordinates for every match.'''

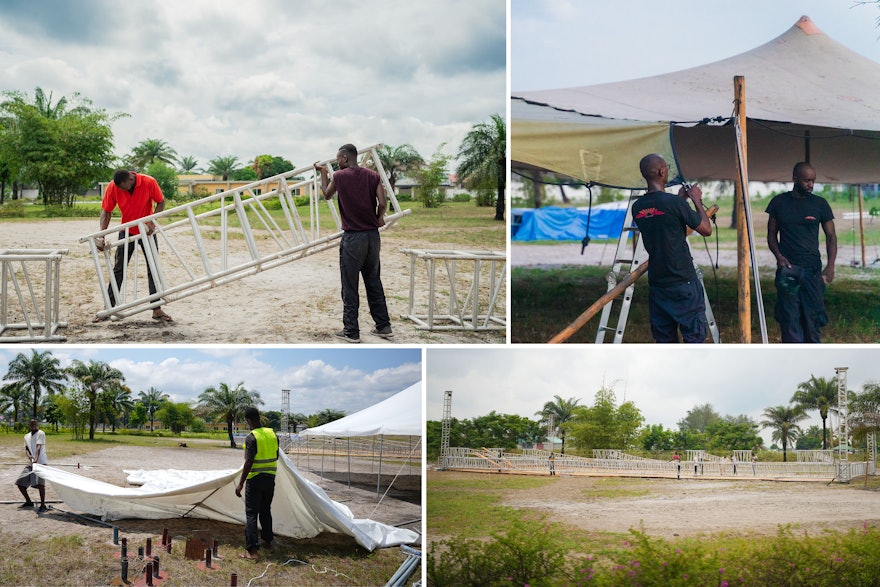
[632,154,712,342]
[766,162,837,343]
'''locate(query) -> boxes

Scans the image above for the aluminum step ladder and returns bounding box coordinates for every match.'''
[595,192,719,343]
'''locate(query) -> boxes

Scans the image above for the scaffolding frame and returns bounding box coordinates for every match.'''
[80,145,409,320]
[1,249,68,342]
[439,390,452,470]
[402,249,506,331]
[836,367,850,482]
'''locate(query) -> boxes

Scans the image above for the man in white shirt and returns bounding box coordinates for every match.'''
[15,419,48,512]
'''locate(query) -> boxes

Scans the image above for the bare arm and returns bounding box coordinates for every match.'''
[766,215,790,268]
[822,219,837,283]
[376,182,387,227]
[314,163,336,199]
[235,453,255,497]
[680,185,712,237]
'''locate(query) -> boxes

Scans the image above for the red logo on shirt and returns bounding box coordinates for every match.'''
[805,215,817,221]
[635,208,665,219]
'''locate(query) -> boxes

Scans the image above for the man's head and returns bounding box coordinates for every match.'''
[335,144,358,169]
[112,170,136,192]
[28,419,38,433]
[244,407,261,429]
[792,162,816,198]
[639,153,669,185]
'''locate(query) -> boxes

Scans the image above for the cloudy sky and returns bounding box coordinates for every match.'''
[513,0,880,91]
[0,0,505,171]
[0,346,422,416]
[426,346,879,446]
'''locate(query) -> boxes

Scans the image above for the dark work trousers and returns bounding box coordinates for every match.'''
[647,280,708,343]
[244,473,275,552]
[107,231,159,306]
[339,230,391,337]
[774,264,827,343]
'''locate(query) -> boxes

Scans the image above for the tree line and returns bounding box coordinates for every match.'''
[0,86,506,220]
[0,350,346,448]
[427,375,880,462]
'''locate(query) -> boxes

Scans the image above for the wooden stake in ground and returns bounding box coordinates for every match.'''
[733,75,751,343]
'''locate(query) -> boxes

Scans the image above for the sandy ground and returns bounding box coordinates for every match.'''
[0,441,421,549]
[430,470,880,541]
[2,219,505,344]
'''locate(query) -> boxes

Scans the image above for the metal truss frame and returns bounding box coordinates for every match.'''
[1,249,68,342]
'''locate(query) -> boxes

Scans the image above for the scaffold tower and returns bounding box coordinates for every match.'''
[440,390,452,470]
[281,388,291,448]
[835,367,850,482]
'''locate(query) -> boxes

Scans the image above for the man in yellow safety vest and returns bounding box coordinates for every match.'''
[235,407,279,560]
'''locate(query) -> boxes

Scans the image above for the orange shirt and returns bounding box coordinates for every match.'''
[101,173,163,235]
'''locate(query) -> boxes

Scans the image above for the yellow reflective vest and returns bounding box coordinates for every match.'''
[247,427,279,479]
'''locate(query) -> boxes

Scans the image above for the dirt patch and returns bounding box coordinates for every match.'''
[432,471,880,540]
[3,219,504,344]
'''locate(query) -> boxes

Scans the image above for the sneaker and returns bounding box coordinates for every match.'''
[334,330,360,343]
[37,505,47,513]
[370,326,394,339]
[17,502,34,509]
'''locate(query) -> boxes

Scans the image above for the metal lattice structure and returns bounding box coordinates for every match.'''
[1,249,68,342]
[402,249,506,331]
[80,145,409,321]
[836,367,850,482]
[439,390,452,470]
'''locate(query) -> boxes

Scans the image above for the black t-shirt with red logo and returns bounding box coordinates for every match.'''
[765,191,834,270]
[632,190,703,287]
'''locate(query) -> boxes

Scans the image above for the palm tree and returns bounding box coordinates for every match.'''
[67,360,125,440]
[791,375,838,450]
[128,138,178,171]
[197,382,263,448]
[102,383,134,432]
[311,408,347,427]
[455,113,506,221]
[0,381,31,426]
[32,87,68,119]
[206,155,240,181]
[138,386,170,432]
[375,144,424,192]
[3,350,66,419]
[178,155,200,173]
[536,395,581,455]
[761,405,808,462]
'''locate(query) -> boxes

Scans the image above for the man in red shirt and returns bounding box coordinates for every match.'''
[315,144,392,343]
[94,170,172,322]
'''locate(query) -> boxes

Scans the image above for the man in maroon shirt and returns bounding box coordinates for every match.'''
[94,169,172,322]
[315,144,392,343]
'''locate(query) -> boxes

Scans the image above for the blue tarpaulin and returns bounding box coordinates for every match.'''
[512,203,627,241]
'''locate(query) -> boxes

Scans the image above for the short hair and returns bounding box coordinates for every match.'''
[639,153,665,180]
[112,169,132,186]
[792,161,814,178]
[244,406,261,423]
[338,144,358,158]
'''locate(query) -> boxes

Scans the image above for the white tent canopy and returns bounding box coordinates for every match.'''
[303,381,422,437]
[33,452,417,551]
[513,16,880,187]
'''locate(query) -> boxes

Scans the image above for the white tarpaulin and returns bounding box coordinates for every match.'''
[33,452,417,551]
[303,381,422,437]
[513,16,880,186]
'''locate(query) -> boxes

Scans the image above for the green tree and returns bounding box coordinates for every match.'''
[791,375,838,450]
[178,155,200,173]
[375,144,424,192]
[249,154,297,179]
[127,138,178,171]
[0,381,31,427]
[677,403,722,432]
[795,425,824,450]
[849,381,880,451]
[705,416,763,451]
[138,386,170,432]
[57,384,90,440]
[197,381,263,448]
[569,387,644,452]
[3,349,66,419]
[640,423,676,451]
[455,113,506,221]
[232,166,258,181]
[41,393,65,432]
[536,395,581,455]
[157,402,194,435]
[0,88,121,206]
[67,360,125,440]
[761,405,808,462]
[101,382,133,432]
[130,402,148,430]
[145,161,180,201]
[413,144,451,208]
[206,155,240,181]
[309,408,347,427]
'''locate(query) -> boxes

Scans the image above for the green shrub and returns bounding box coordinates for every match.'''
[0,200,27,218]
[453,193,472,203]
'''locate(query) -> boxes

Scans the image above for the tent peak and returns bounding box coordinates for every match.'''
[796,15,822,35]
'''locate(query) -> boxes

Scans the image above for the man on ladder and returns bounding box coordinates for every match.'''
[632,154,712,343]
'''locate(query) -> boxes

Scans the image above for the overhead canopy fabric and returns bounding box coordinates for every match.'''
[33,452,417,551]
[513,16,880,187]
[303,381,422,437]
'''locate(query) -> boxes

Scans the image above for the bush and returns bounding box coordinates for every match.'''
[452,193,472,203]
[0,200,27,218]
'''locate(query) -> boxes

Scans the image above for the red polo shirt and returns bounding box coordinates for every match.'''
[101,173,164,235]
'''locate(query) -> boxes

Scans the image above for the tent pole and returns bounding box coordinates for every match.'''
[733,76,752,343]
[858,185,867,268]
[377,434,384,499]
[347,437,351,489]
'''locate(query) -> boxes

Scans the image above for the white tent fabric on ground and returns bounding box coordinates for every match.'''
[513,16,880,187]
[303,381,422,437]
[33,452,417,551]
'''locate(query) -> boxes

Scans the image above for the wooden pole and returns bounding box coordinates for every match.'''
[733,76,751,343]
[548,262,648,343]
[858,185,866,268]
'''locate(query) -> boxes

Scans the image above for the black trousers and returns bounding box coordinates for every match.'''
[339,230,391,336]
[107,231,158,306]
[244,473,275,552]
